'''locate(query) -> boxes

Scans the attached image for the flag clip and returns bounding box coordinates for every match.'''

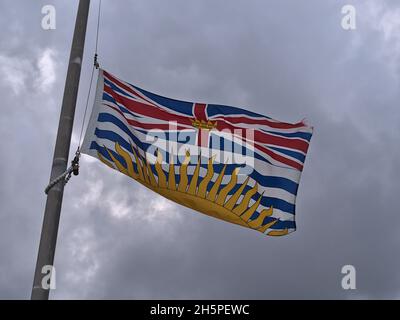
[94,53,99,69]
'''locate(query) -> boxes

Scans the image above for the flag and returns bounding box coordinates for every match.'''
[81,69,313,236]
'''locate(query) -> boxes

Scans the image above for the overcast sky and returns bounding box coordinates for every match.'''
[0,0,399,299]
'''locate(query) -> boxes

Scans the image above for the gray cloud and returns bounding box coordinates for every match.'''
[0,0,399,299]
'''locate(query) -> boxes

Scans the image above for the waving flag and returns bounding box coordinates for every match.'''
[81,69,313,236]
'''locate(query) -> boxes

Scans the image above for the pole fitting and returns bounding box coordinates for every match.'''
[44,149,81,194]
[94,53,99,69]
[72,148,80,176]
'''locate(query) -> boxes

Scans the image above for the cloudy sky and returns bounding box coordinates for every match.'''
[1,0,399,299]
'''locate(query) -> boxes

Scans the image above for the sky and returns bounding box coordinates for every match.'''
[0,0,399,299]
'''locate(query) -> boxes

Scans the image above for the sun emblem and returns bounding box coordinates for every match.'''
[97,142,288,236]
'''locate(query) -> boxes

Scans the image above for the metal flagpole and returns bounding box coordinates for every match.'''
[31,0,90,300]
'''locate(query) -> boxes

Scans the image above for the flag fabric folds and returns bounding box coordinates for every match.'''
[81,69,313,236]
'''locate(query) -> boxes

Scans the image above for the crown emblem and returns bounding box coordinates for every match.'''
[97,142,287,236]
[191,119,217,130]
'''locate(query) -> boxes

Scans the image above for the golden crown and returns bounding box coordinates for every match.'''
[191,119,217,130]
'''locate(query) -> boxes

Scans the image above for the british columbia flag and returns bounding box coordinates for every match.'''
[82,69,313,236]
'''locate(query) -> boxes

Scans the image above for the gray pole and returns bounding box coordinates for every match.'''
[31,0,90,300]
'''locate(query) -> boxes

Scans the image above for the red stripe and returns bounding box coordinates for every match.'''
[193,103,207,121]
[219,128,304,170]
[215,121,309,153]
[104,84,194,126]
[104,104,190,131]
[210,115,306,130]
[104,71,155,106]
[254,143,303,171]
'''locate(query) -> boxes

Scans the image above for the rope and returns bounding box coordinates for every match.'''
[78,0,102,147]
[95,0,101,56]
[45,150,80,194]
[45,0,102,194]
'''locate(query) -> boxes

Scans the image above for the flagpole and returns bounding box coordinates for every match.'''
[31,0,90,300]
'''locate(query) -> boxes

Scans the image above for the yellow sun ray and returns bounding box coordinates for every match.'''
[232,182,258,216]
[216,168,239,206]
[99,141,288,237]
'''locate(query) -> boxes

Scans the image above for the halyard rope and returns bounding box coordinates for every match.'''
[45,0,102,194]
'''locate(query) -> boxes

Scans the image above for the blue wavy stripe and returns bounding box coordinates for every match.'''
[92,116,300,196]
[264,129,312,142]
[104,78,136,100]
[262,217,295,230]
[207,104,271,119]
[103,92,144,118]
[269,146,305,163]
[130,84,194,116]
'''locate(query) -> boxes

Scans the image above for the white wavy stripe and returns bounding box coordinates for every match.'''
[91,113,303,183]
[261,145,305,165]
[105,74,159,107]
[245,197,294,221]
[259,129,312,143]
[206,126,308,153]
[215,127,310,159]
[103,75,155,106]
[209,129,307,166]
[174,165,297,209]
[104,82,154,108]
